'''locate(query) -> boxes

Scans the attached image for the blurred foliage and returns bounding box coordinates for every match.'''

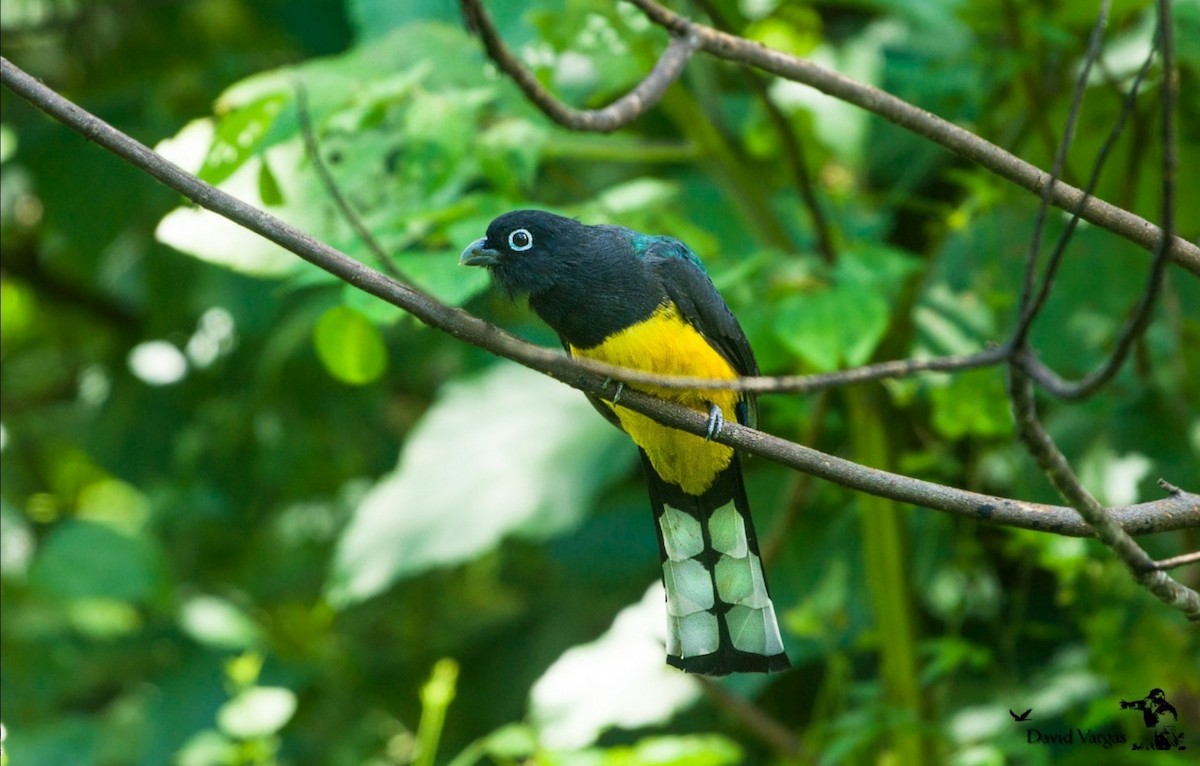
[2,0,1198,764]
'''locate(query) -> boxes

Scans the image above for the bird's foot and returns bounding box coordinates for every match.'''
[704,403,724,441]
[602,378,625,404]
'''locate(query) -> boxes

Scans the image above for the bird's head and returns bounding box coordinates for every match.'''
[459,210,595,297]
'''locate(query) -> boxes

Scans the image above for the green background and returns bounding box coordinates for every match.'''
[2,0,1197,764]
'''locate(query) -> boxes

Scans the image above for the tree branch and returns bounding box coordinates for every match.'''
[999,0,1199,623]
[1008,364,1199,620]
[294,81,409,283]
[1011,30,1159,352]
[1015,0,1111,342]
[459,0,699,133]
[5,55,1194,542]
[1034,42,1173,398]
[620,0,1199,274]
[1150,550,1200,572]
[691,0,838,263]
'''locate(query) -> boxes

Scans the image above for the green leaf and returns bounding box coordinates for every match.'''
[175,730,237,766]
[29,520,159,604]
[478,118,547,195]
[178,595,265,650]
[774,245,918,370]
[929,368,1013,440]
[545,734,744,766]
[0,122,16,163]
[0,277,37,347]
[65,598,142,639]
[838,282,892,367]
[774,284,889,371]
[390,249,491,308]
[836,243,922,299]
[745,9,822,58]
[914,283,997,356]
[216,687,297,739]
[155,150,306,277]
[198,93,288,187]
[611,734,743,766]
[257,158,285,206]
[326,363,632,607]
[481,724,539,760]
[312,306,388,385]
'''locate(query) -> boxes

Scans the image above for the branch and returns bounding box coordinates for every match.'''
[1008,364,1199,620]
[5,56,1195,542]
[503,342,1012,396]
[691,0,838,263]
[999,0,1199,622]
[1150,550,1200,572]
[1015,0,1111,342]
[459,0,699,133]
[1010,27,1174,400]
[620,0,1199,274]
[1011,30,1159,352]
[294,81,409,283]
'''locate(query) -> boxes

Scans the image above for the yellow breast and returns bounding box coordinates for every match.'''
[569,303,741,495]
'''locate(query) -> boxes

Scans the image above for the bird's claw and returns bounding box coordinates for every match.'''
[704,403,724,441]
[602,378,624,404]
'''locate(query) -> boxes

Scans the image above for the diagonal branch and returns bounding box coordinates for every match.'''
[294,81,409,283]
[459,0,699,133]
[1009,363,1199,619]
[5,55,1194,542]
[1015,16,1177,400]
[1014,0,1112,344]
[620,0,1199,274]
[690,0,838,263]
[1010,30,1159,353]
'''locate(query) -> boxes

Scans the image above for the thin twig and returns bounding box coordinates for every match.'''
[1011,32,1159,351]
[1016,11,1177,400]
[691,0,837,262]
[546,343,1011,396]
[294,81,408,283]
[621,0,1200,274]
[459,0,698,133]
[1149,551,1200,572]
[1014,1,1112,348]
[5,55,1194,540]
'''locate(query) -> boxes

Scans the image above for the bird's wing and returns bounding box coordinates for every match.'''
[645,240,760,427]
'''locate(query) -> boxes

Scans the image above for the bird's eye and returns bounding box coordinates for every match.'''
[508,228,533,252]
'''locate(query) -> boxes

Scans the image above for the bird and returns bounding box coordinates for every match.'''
[461,210,789,675]
[1010,708,1033,722]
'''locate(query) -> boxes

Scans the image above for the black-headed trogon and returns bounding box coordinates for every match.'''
[461,210,789,675]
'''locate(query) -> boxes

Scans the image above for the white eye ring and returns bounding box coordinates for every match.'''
[508,228,534,252]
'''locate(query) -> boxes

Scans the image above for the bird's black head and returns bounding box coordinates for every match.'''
[460,209,666,347]
[459,210,593,297]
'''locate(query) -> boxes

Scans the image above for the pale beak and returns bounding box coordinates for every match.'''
[459,238,501,267]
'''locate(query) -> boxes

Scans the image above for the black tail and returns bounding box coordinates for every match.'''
[641,451,790,675]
